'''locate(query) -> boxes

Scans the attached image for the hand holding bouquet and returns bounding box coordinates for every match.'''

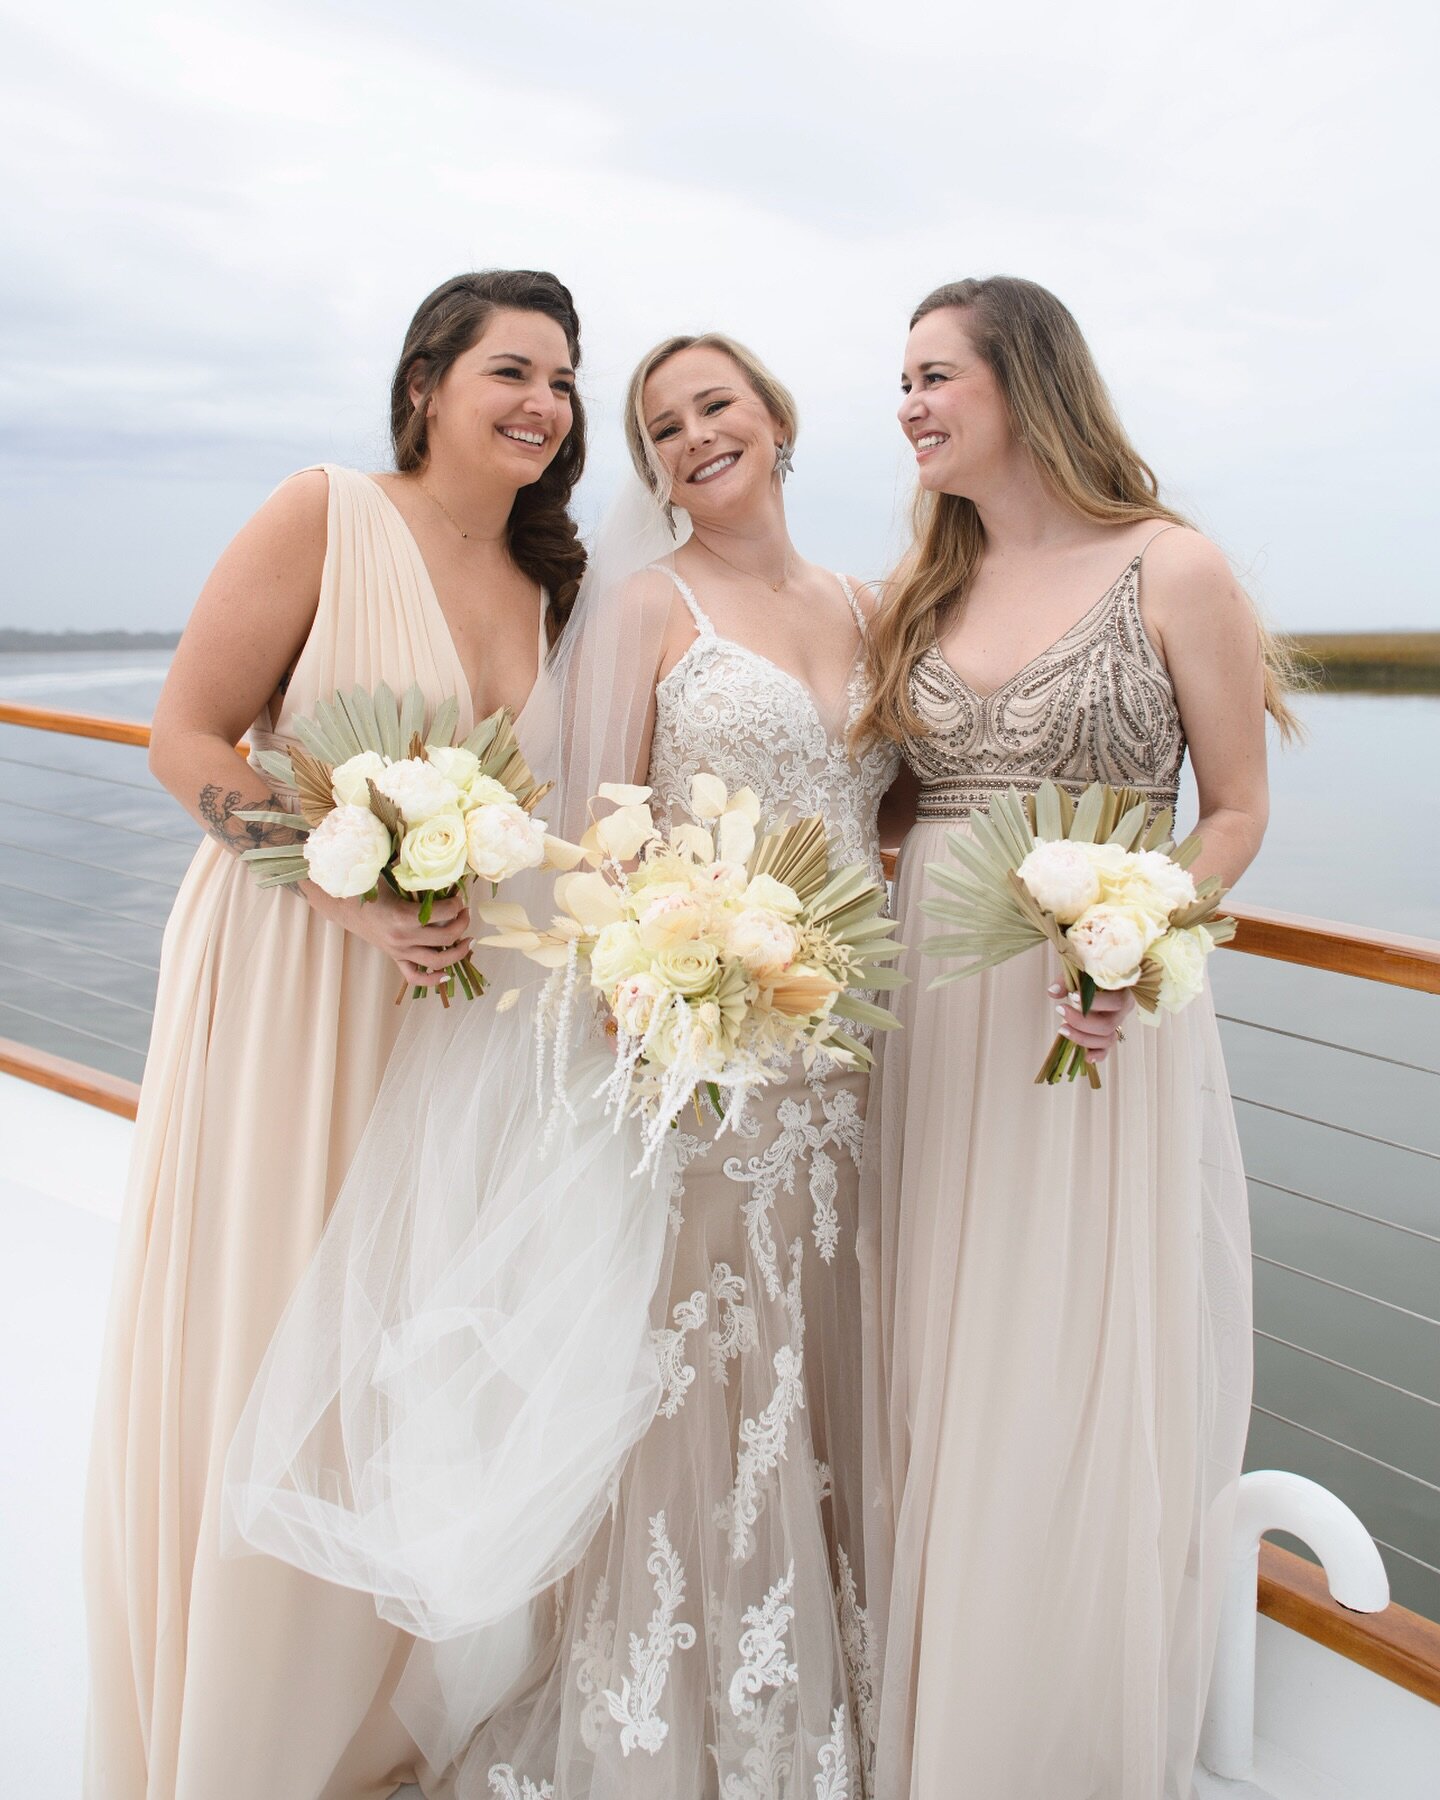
[479,773,905,1168]
[237,683,578,1002]
[921,781,1234,1088]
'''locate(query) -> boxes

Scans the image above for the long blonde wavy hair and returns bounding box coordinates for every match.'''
[854,276,1301,745]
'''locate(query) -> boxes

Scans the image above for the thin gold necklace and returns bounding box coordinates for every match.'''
[697,536,793,594]
[417,479,504,544]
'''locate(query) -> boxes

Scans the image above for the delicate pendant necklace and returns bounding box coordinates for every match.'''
[417,479,504,544]
[698,537,792,594]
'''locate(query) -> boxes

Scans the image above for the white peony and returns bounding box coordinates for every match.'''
[424,745,481,795]
[741,873,803,919]
[373,756,461,825]
[1066,902,1159,989]
[653,942,721,998]
[303,804,392,898]
[393,809,469,893]
[330,750,389,810]
[1016,840,1105,924]
[465,802,548,882]
[1146,925,1213,1013]
[727,907,800,977]
[696,860,748,898]
[613,971,667,1038]
[590,920,651,990]
[639,889,710,949]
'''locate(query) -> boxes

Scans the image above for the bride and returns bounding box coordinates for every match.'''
[227,331,899,1798]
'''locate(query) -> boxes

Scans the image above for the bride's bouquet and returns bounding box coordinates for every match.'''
[921,780,1234,1088]
[479,773,905,1168]
[237,683,577,1001]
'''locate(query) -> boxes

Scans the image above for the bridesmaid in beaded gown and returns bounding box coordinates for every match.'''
[857,278,1295,1799]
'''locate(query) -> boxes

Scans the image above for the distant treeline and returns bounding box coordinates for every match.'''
[0,628,182,652]
[1287,631,1440,695]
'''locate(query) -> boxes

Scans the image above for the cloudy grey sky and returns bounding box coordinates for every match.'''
[1,0,1435,633]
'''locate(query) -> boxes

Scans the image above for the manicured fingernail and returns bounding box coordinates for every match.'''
[1055,1005,1069,1018]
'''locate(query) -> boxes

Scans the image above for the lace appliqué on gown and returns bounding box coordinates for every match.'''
[467,568,895,1799]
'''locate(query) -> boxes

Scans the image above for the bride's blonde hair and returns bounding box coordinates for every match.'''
[853,276,1302,745]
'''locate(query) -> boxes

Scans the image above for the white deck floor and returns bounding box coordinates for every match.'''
[3,1072,1434,1800]
[1,1074,124,1798]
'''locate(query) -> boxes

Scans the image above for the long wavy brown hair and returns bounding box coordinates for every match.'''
[389,270,588,635]
[854,276,1301,745]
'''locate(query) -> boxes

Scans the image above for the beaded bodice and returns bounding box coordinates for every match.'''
[904,552,1186,820]
[648,567,899,882]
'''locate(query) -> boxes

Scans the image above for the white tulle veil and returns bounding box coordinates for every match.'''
[222,473,696,1756]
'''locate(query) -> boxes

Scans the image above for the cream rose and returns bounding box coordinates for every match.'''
[330,750,389,810]
[1146,925,1213,1013]
[590,920,651,990]
[393,809,469,893]
[1066,902,1158,989]
[465,802,548,882]
[302,803,392,898]
[653,941,721,998]
[727,907,799,977]
[464,774,516,808]
[373,755,460,825]
[639,890,710,949]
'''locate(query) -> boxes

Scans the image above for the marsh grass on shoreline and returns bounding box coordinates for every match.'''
[1286,631,1440,694]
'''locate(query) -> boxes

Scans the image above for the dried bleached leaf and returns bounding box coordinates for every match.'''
[291,747,338,827]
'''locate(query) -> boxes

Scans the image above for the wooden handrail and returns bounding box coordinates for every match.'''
[0,1035,140,1121]
[879,847,1440,994]
[0,700,153,749]
[0,699,250,757]
[1225,902,1440,994]
[1259,1541,1440,1707]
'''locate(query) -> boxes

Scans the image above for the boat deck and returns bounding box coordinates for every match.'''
[3,1071,1434,1800]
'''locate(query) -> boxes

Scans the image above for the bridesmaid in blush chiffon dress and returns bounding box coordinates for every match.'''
[82,271,587,1800]
[857,277,1298,1800]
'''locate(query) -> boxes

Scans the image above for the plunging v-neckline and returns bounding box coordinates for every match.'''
[365,475,544,723]
[930,555,1138,705]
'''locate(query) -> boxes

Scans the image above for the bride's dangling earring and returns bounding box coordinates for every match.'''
[663,500,677,536]
[773,440,795,484]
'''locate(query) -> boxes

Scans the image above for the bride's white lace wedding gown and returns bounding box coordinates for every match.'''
[462,567,898,1800]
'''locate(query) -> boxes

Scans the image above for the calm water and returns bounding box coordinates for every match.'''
[1,651,1437,1618]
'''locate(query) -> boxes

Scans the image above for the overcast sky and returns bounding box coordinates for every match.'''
[1,0,1436,633]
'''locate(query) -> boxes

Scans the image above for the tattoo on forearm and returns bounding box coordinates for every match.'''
[198,785,298,853]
